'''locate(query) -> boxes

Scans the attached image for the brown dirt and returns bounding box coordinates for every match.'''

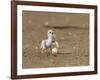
[22,11,89,69]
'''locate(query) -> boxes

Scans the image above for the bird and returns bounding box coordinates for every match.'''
[40,29,54,53]
[40,29,59,55]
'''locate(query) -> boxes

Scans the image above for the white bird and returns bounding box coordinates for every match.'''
[40,29,59,55]
[40,30,54,52]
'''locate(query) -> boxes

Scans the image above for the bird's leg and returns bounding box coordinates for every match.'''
[44,49,47,54]
[50,47,52,54]
[46,48,51,56]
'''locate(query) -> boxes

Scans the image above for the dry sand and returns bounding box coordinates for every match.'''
[22,11,89,68]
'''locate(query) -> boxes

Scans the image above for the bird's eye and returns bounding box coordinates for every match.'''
[50,32,51,33]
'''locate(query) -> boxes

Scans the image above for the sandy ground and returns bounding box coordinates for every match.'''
[22,11,89,68]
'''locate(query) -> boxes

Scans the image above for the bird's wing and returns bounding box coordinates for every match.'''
[55,41,59,48]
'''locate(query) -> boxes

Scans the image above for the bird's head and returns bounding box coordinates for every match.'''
[47,29,54,37]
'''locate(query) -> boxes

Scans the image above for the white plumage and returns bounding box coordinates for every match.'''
[40,30,53,49]
[40,29,59,55]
